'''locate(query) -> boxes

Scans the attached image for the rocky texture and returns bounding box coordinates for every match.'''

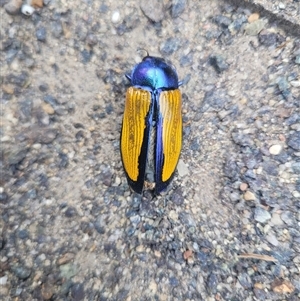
[0,0,299,300]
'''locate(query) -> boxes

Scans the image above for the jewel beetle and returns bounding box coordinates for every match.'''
[120,55,182,194]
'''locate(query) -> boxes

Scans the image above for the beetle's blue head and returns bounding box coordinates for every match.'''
[128,56,179,91]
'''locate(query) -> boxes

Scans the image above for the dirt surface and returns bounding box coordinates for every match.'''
[235,0,300,30]
[1,0,300,300]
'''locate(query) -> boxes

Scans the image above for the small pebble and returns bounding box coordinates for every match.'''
[292,162,300,174]
[183,250,193,260]
[290,80,300,88]
[41,283,54,300]
[160,37,181,55]
[48,56,56,65]
[0,275,8,285]
[240,183,248,191]
[280,211,294,226]
[254,207,271,223]
[13,266,31,280]
[1,136,11,142]
[32,143,42,149]
[30,0,43,8]
[244,190,256,201]
[57,253,75,265]
[71,283,85,301]
[207,273,218,293]
[65,206,77,218]
[149,280,157,293]
[244,19,267,36]
[51,21,63,38]
[39,83,49,92]
[2,85,14,94]
[36,27,47,42]
[271,279,295,294]
[270,212,284,226]
[0,192,9,204]
[136,245,144,252]
[169,210,178,220]
[209,55,229,73]
[238,273,252,289]
[177,159,189,177]
[21,4,35,16]
[4,0,22,15]
[171,0,186,18]
[111,11,120,23]
[266,233,279,246]
[259,29,282,47]
[288,132,300,151]
[37,129,58,144]
[269,144,283,155]
[248,13,259,23]
[140,0,164,23]
[114,176,121,186]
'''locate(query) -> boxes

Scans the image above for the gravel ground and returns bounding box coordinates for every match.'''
[242,0,300,29]
[1,0,300,300]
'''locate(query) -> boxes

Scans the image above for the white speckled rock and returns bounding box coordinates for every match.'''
[111,11,121,23]
[269,144,283,155]
[21,4,35,16]
[177,159,189,177]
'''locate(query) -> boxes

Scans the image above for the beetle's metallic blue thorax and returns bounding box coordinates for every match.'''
[128,56,179,91]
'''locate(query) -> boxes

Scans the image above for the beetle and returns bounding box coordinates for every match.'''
[120,55,182,194]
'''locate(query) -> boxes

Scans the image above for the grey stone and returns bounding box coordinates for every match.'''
[210,55,229,73]
[71,283,85,301]
[254,207,271,223]
[292,162,300,174]
[179,212,196,227]
[201,89,229,113]
[13,266,31,280]
[171,0,186,18]
[36,129,58,144]
[18,99,32,121]
[213,15,232,28]
[259,30,284,47]
[140,0,164,23]
[160,37,181,56]
[4,0,22,15]
[51,21,63,38]
[65,206,77,218]
[288,132,300,151]
[281,211,295,226]
[0,192,9,204]
[36,27,47,42]
[180,53,193,67]
[206,273,218,293]
[238,272,252,289]
[262,160,278,176]
[43,95,58,107]
[8,147,28,165]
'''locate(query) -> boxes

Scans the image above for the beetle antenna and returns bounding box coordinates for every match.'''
[137,48,149,58]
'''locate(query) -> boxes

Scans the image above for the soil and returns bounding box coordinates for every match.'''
[1,0,299,300]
